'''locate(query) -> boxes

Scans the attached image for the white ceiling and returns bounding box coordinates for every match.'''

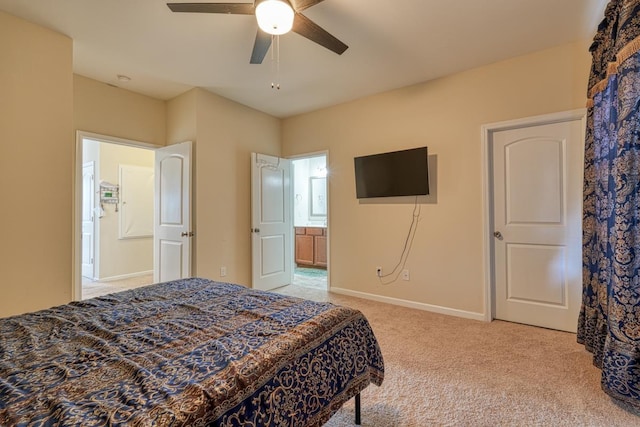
[0,0,608,118]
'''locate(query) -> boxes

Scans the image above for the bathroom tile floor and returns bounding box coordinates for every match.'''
[293,267,327,290]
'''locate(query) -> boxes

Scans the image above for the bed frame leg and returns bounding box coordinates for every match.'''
[355,393,361,425]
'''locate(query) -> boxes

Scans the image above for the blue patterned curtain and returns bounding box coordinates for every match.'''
[579,0,640,408]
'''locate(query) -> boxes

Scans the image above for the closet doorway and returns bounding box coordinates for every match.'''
[291,153,328,290]
[482,110,585,332]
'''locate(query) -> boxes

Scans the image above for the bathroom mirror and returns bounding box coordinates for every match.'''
[309,176,327,218]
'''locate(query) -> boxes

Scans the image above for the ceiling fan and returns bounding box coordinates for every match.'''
[167,1,348,64]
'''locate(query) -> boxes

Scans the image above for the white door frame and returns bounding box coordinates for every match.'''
[480,109,586,322]
[81,161,96,280]
[73,131,160,301]
[287,150,330,289]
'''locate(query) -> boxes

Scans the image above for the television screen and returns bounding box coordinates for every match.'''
[354,147,429,198]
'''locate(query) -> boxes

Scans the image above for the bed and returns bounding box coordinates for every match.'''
[0,278,384,426]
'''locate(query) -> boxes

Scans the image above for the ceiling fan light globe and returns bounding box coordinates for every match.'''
[255,0,294,35]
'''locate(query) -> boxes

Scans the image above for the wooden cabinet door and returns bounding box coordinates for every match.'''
[306,227,324,236]
[295,235,314,266]
[314,235,327,267]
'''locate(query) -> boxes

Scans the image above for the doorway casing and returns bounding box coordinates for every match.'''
[73,131,160,301]
[289,150,330,290]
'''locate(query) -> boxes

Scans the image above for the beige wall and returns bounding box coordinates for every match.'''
[0,11,73,317]
[74,74,166,146]
[76,80,280,289]
[166,88,197,145]
[282,41,591,315]
[1,8,591,321]
[166,89,281,285]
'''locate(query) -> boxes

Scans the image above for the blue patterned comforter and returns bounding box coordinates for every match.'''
[0,278,384,426]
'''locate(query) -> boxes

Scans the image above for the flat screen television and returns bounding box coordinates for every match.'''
[354,146,429,198]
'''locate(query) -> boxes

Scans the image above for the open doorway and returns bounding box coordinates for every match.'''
[77,133,157,299]
[291,154,328,290]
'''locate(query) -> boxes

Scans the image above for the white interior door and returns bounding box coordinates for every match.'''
[492,118,584,332]
[154,141,192,283]
[81,161,95,279]
[251,153,292,290]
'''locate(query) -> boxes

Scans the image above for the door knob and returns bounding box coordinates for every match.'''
[181,231,194,237]
[493,231,503,240]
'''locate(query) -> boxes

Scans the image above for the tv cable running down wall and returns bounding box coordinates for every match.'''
[375,197,421,285]
[353,146,429,285]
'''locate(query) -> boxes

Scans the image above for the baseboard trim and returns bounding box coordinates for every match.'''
[330,287,486,322]
[96,271,153,282]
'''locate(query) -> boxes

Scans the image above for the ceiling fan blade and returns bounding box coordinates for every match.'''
[292,13,348,55]
[167,3,254,14]
[289,0,325,12]
[250,30,272,64]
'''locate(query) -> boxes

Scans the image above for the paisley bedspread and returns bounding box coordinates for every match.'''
[0,278,384,426]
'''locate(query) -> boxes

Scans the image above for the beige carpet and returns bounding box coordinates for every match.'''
[275,285,640,427]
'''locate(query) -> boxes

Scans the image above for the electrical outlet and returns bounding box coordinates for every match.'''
[220,266,227,277]
[376,266,382,277]
[402,269,410,281]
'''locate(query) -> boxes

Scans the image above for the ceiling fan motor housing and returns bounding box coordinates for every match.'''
[255,0,295,35]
